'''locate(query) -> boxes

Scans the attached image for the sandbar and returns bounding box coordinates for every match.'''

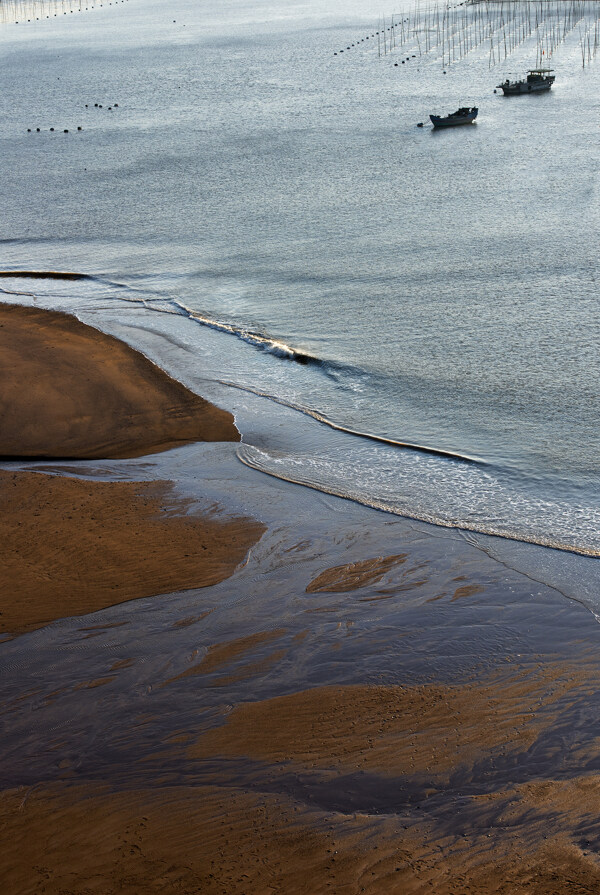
[0,303,239,458]
[0,469,265,636]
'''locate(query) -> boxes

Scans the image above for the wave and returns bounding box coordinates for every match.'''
[237,443,600,559]
[168,302,482,464]
[0,270,151,297]
[174,302,325,366]
[221,379,483,465]
[0,270,93,281]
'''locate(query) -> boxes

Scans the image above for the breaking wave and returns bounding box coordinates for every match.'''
[237,443,600,559]
[174,302,326,366]
[220,379,483,464]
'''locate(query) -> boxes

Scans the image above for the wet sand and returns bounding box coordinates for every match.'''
[3,302,600,893]
[0,303,239,458]
[0,469,265,636]
[4,664,600,894]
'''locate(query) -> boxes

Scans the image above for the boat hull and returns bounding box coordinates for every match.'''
[499,79,554,95]
[429,114,477,128]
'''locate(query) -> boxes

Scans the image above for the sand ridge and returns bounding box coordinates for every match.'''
[0,303,239,458]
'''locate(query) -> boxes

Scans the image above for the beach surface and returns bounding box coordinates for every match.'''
[3,302,600,894]
[0,303,239,458]
[0,469,265,636]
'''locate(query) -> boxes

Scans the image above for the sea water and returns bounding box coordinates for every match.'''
[1,0,600,556]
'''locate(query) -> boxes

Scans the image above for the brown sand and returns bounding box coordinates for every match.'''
[0,469,265,635]
[162,628,288,686]
[0,303,239,458]
[3,748,600,894]
[189,675,575,778]
[306,554,408,592]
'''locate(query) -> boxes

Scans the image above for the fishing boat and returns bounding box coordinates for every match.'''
[497,69,555,95]
[429,107,478,128]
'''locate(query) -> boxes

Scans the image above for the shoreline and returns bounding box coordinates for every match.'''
[2,301,600,893]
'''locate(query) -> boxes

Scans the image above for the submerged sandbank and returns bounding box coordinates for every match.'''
[0,303,239,459]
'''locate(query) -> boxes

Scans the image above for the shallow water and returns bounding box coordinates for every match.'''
[1,0,600,555]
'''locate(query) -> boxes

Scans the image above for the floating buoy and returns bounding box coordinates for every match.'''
[77,126,82,130]
[94,103,98,107]
[443,70,447,74]
[114,103,118,107]
[394,63,398,66]
[36,127,40,132]
[85,104,88,108]
[402,60,405,64]
[27,128,31,132]
[50,127,54,131]
[493,89,497,93]
[417,122,424,127]
[64,129,69,133]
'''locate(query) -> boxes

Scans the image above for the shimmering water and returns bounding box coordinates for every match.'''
[1,0,600,554]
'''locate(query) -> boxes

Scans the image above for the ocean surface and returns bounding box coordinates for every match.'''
[1,0,600,557]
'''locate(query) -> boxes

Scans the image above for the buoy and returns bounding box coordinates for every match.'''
[417,122,423,127]
[85,104,88,107]
[402,60,405,64]
[77,126,82,130]
[443,70,447,74]
[50,127,54,131]
[94,103,98,107]
[64,129,69,133]
[114,104,118,107]
[27,128,31,132]
[493,89,496,93]
[394,63,398,66]
[36,127,40,132]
